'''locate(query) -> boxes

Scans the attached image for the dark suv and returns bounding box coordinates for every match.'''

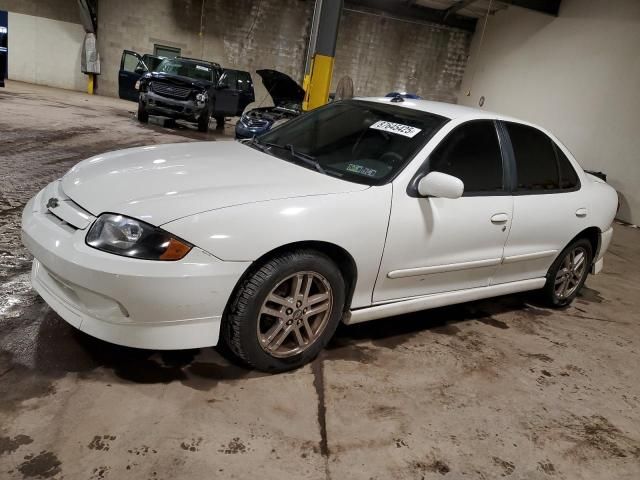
[118,51,254,132]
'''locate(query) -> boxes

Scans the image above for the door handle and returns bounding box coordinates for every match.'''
[576,208,587,217]
[491,213,509,223]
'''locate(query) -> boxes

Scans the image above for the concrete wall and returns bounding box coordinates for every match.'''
[458,0,640,224]
[97,0,314,106]
[97,0,471,106]
[7,12,85,91]
[333,8,471,102]
[0,0,80,24]
[0,0,85,91]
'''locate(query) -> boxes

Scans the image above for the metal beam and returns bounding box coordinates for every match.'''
[302,0,344,110]
[444,0,477,20]
[499,0,561,16]
[346,0,477,31]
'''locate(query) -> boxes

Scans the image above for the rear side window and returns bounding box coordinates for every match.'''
[555,144,580,189]
[506,123,560,191]
[428,120,504,194]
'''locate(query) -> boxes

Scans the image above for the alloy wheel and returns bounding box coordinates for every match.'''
[257,271,333,358]
[554,246,588,300]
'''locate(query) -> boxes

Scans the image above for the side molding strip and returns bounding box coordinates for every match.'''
[387,258,502,279]
[345,278,546,325]
[502,250,557,264]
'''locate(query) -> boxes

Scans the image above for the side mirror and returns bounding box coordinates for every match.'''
[417,171,464,199]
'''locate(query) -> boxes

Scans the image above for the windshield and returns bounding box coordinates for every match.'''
[156,59,214,82]
[257,100,448,185]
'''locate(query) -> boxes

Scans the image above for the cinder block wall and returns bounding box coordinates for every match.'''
[333,9,471,102]
[97,0,313,106]
[97,0,471,106]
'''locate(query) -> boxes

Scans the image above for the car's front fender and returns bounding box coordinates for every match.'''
[162,186,392,308]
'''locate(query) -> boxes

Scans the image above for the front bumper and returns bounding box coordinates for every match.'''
[234,121,270,139]
[140,91,206,122]
[21,185,250,349]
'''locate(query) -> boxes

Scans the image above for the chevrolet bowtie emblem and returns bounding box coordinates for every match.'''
[46,197,59,209]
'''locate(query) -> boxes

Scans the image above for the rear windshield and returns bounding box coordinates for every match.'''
[259,100,448,185]
[156,59,214,82]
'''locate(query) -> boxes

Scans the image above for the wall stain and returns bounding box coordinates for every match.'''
[17,451,62,478]
[0,434,33,455]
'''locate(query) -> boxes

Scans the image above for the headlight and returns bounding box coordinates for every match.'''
[196,92,208,102]
[135,80,140,90]
[86,214,192,261]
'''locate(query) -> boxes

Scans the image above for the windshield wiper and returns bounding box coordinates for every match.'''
[263,142,327,175]
[244,136,269,153]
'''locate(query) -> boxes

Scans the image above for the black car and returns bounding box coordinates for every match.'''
[118,51,254,132]
[235,69,304,139]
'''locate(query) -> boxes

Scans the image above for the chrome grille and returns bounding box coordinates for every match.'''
[151,82,192,99]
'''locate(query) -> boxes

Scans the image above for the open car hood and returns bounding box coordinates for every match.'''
[256,69,305,106]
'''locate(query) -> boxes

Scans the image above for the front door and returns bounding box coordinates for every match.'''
[374,120,513,302]
[118,50,146,101]
[213,69,241,116]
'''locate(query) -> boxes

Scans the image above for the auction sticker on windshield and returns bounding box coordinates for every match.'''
[370,120,422,138]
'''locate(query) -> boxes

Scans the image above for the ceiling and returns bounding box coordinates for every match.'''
[344,0,562,31]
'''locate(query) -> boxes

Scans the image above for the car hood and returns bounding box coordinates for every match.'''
[145,71,211,90]
[61,141,366,225]
[257,69,305,106]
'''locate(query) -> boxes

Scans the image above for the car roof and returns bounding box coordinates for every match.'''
[359,96,527,124]
[175,56,221,68]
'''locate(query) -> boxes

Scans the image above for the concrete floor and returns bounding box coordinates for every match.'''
[1,81,639,480]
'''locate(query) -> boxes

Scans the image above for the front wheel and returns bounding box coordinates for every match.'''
[542,238,592,307]
[223,250,345,372]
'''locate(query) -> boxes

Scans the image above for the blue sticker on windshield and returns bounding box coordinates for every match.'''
[347,164,377,177]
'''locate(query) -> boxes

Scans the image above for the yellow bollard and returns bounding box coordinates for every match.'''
[87,73,94,95]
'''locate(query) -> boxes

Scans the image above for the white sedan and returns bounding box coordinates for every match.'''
[22,98,618,372]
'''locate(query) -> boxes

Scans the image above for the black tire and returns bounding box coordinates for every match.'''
[197,111,210,132]
[137,100,149,123]
[542,238,593,307]
[215,115,225,130]
[223,250,345,372]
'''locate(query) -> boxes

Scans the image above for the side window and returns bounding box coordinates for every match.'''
[554,144,580,189]
[428,121,504,194]
[121,51,142,73]
[505,122,560,191]
[237,72,252,92]
[219,70,238,89]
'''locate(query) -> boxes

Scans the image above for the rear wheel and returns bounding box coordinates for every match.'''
[137,100,148,123]
[223,250,345,372]
[215,115,225,130]
[542,238,592,307]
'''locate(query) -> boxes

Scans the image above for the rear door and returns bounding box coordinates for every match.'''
[118,50,146,101]
[213,69,240,116]
[492,121,586,284]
